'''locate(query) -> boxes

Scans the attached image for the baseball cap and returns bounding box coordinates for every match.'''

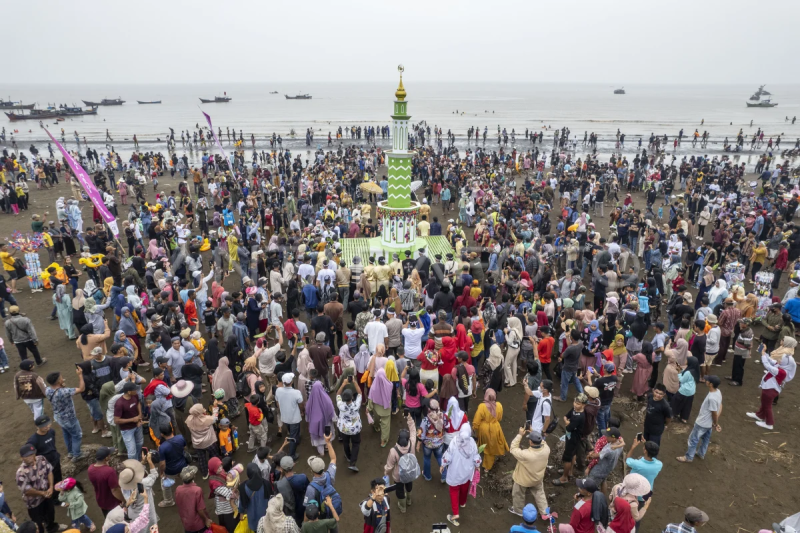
[96,446,116,460]
[180,465,199,482]
[604,427,621,439]
[705,375,721,388]
[282,373,295,384]
[280,456,295,470]
[20,444,36,457]
[584,386,599,399]
[604,362,616,373]
[527,431,543,444]
[35,415,51,428]
[576,478,598,493]
[522,503,538,522]
[685,507,709,523]
[307,456,326,474]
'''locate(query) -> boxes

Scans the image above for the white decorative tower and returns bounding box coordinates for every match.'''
[378,65,420,250]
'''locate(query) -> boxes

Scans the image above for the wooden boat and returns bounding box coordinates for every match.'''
[0,99,35,110]
[6,105,99,121]
[285,93,312,99]
[199,96,231,103]
[137,100,162,104]
[613,87,625,95]
[5,109,59,121]
[82,98,124,106]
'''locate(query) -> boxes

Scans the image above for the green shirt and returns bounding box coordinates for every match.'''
[301,519,338,533]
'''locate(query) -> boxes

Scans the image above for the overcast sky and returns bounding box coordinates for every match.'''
[7,0,799,84]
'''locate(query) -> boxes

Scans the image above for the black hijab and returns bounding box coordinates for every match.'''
[205,338,220,371]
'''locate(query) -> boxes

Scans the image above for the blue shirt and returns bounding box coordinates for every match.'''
[159,435,188,476]
[625,456,663,492]
[784,298,800,323]
[45,387,78,424]
[510,525,540,533]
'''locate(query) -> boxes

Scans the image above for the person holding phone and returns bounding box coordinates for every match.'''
[508,427,550,519]
[336,378,363,472]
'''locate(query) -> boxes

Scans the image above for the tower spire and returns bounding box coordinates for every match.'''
[395,64,406,101]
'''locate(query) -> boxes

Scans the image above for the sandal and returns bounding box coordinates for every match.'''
[447,515,460,527]
[551,478,568,486]
[676,456,691,463]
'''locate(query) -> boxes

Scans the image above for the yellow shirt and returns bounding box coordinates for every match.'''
[417,220,430,237]
[1,251,16,271]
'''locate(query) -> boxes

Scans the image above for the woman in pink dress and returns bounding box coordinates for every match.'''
[631,341,653,400]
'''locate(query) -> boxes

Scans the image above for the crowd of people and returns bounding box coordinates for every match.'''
[2,127,799,533]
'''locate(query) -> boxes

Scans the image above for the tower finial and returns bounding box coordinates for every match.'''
[395,64,406,101]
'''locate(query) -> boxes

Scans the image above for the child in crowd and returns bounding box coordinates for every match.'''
[56,478,95,531]
[218,418,237,457]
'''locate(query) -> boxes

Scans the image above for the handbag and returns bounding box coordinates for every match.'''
[233,515,250,533]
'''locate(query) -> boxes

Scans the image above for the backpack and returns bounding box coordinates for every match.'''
[320,285,337,305]
[394,445,421,483]
[541,398,558,434]
[309,472,343,518]
[236,371,253,398]
[540,216,551,235]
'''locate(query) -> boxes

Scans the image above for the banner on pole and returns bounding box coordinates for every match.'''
[202,111,234,171]
[43,127,119,238]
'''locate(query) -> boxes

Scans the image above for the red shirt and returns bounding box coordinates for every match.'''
[87,464,120,511]
[245,402,263,426]
[538,337,554,364]
[569,498,595,533]
[283,318,300,338]
[775,248,789,270]
[184,299,198,326]
[175,482,206,532]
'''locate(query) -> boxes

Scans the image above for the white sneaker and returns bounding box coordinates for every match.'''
[746,412,763,421]
[756,421,773,430]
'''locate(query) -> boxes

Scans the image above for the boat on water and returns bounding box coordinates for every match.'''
[199,94,231,103]
[82,98,124,106]
[285,93,312,100]
[4,105,98,121]
[613,87,625,95]
[0,99,35,110]
[746,99,778,108]
[269,91,279,94]
[137,100,162,104]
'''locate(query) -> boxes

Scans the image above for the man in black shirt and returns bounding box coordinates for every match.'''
[27,415,62,491]
[310,305,334,348]
[588,363,617,431]
[553,394,586,486]
[643,384,672,445]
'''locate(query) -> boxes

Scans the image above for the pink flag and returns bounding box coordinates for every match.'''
[202,111,234,171]
[43,128,119,238]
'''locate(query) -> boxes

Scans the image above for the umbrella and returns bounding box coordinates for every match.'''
[360,182,384,194]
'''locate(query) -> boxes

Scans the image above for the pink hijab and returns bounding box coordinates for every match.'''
[368,368,393,410]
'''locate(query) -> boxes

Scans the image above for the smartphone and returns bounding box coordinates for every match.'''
[525,420,532,431]
[641,491,653,502]
[635,432,643,443]
[324,426,331,437]
[137,483,145,495]
[347,375,353,383]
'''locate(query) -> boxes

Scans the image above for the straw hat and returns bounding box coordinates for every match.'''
[118,459,146,491]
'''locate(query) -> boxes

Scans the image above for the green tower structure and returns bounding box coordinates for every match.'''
[387,66,412,208]
[377,65,420,250]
